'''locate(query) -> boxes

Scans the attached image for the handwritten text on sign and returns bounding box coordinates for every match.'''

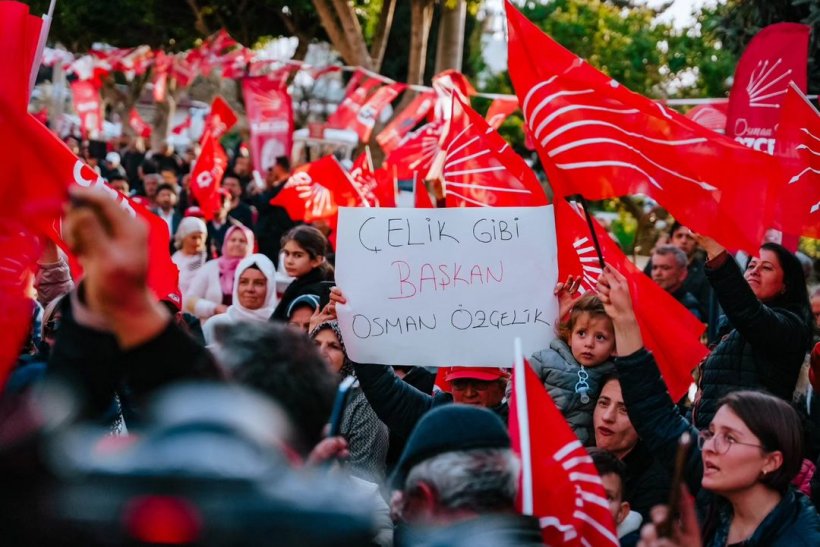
[335,206,558,366]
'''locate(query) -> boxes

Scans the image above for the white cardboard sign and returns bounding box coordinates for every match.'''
[335,206,558,366]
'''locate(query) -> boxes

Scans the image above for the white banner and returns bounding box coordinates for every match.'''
[335,206,558,366]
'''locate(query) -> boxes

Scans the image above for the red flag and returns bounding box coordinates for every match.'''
[510,350,619,546]
[376,91,436,154]
[485,97,519,129]
[437,94,547,208]
[684,102,727,134]
[350,150,381,206]
[171,115,192,136]
[270,156,366,224]
[772,83,819,239]
[413,173,434,209]
[554,199,706,401]
[372,167,397,208]
[327,70,382,129]
[431,70,476,123]
[70,79,103,139]
[128,108,151,138]
[189,131,229,221]
[0,1,43,110]
[172,52,197,88]
[152,50,172,102]
[725,23,810,154]
[219,47,251,79]
[505,1,781,254]
[349,82,407,143]
[242,76,293,175]
[383,122,444,181]
[202,96,238,142]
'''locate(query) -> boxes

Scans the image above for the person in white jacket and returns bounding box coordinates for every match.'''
[203,253,277,345]
[184,224,254,320]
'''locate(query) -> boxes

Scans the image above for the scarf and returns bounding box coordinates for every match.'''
[225,254,278,323]
[217,225,254,295]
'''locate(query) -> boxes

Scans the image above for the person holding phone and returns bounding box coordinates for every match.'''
[597,266,820,546]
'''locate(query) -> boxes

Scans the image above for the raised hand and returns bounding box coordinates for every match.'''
[554,275,582,320]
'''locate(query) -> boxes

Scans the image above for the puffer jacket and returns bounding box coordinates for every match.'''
[529,339,615,446]
[693,255,812,428]
[615,348,820,547]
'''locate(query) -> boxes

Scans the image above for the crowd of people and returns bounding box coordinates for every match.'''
[2,135,820,546]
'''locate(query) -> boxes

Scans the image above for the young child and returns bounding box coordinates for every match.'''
[529,280,616,446]
[588,448,641,547]
[271,225,335,321]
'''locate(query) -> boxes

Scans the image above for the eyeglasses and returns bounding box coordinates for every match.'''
[450,379,497,392]
[697,430,764,455]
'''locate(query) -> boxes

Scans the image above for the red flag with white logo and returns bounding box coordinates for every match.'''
[772,83,819,239]
[383,121,444,181]
[202,96,238,142]
[510,345,620,546]
[270,155,367,224]
[190,131,229,221]
[725,23,810,154]
[554,199,706,401]
[685,102,727,134]
[129,108,151,138]
[242,76,293,175]
[505,0,781,254]
[350,82,406,143]
[70,79,103,139]
[350,150,381,206]
[376,91,437,153]
[485,97,519,129]
[327,70,382,130]
[437,94,547,208]
[152,50,172,102]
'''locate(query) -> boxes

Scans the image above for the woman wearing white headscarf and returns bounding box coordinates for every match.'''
[202,254,277,345]
[171,217,208,295]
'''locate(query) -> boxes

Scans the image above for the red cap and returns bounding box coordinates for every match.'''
[184,206,205,218]
[444,367,509,382]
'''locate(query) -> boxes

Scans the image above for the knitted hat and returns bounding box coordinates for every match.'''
[391,405,510,490]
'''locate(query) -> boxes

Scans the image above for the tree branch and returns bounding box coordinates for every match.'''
[330,0,373,69]
[313,0,355,65]
[369,0,397,72]
[185,0,212,36]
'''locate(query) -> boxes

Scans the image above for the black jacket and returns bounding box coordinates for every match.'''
[692,255,812,428]
[352,363,508,449]
[271,267,334,321]
[615,348,820,547]
[620,440,670,522]
[252,186,296,267]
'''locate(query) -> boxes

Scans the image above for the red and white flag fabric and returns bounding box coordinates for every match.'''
[171,114,192,136]
[152,50,173,102]
[128,108,151,139]
[554,199,706,401]
[772,83,819,239]
[242,76,293,175]
[725,23,810,155]
[270,155,367,224]
[327,69,382,130]
[505,1,782,254]
[684,102,728,134]
[372,166,398,208]
[201,95,238,142]
[510,345,619,547]
[485,97,519,129]
[413,173,435,209]
[190,131,229,221]
[383,122,444,181]
[437,94,547,208]
[349,150,386,207]
[431,70,476,122]
[376,91,436,153]
[350,82,407,143]
[70,79,103,139]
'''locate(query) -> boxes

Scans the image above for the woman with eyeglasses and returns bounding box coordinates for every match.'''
[597,266,820,546]
[688,235,812,429]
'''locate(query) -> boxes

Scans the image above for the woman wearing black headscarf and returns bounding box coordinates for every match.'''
[691,236,813,428]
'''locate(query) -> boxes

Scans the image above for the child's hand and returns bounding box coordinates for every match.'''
[554,275,582,320]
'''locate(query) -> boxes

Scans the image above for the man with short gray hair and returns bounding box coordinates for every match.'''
[392,405,541,545]
[651,245,703,320]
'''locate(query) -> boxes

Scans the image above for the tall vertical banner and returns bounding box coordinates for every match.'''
[242,76,293,175]
[725,23,810,154]
[70,79,103,139]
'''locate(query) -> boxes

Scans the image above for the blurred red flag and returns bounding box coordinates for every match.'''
[171,114,192,135]
[376,91,436,154]
[772,83,819,239]
[372,166,397,207]
[242,76,293,175]
[554,199,706,401]
[350,150,382,206]
[725,23,810,154]
[270,155,367,223]
[485,97,519,129]
[505,1,781,254]
[70,79,103,139]
[383,122,444,181]
[413,173,435,209]
[327,69,382,129]
[436,94,547,208]
[350,82,406,143]
[201,96,238,142]
[685,103,727,134]
[190,131,229,220]
[510,353,619,546]
[152,50,172,102]
[129,108,151,138]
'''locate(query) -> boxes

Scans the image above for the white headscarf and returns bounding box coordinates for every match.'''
[226,253,278,322]
[174,217,208,250]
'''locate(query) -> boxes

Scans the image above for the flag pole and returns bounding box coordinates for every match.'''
[29,0,57,94]
[513,337,534,515]
[573,195,606,270]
